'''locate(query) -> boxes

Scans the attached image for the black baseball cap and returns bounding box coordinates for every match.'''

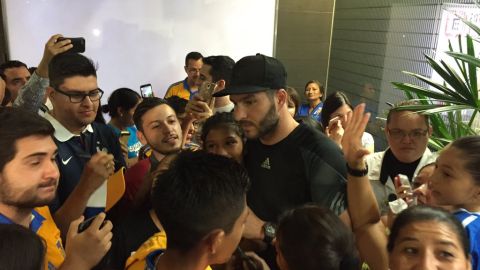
[213,54,287,97]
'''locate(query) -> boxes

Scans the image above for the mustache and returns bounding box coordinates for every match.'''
[38,179,57,188]
[239,120,256,126]
[162,133,179,142]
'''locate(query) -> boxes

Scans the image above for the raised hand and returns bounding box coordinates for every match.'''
[341,103,371,170]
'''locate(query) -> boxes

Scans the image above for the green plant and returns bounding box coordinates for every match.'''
[392,18,480,150]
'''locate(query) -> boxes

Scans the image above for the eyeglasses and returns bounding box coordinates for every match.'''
[387,128,428,140]
[54,87,104,103]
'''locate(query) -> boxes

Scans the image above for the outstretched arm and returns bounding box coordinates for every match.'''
[342,104,388,270]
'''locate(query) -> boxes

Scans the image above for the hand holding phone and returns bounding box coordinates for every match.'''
[78,215,108,233]
[395,174,417,206]
[197,81,216,105]
[57,37,85,53]
[140,84,154,97]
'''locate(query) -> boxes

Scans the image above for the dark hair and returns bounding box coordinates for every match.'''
[185,51,203,66]
[133,97,170,132]
[277,205,360,270]
[48,53,97,89]
[28,67,37,75]
[304,80,325,102]
[298,116,323,132]
[450,136,480,186]
[0,223,45,270]
[386,100,429,127]
[165,96,188,116]
[286,86,300,115]
[101,88,141,117]
[202,56,235,87]
[0,107,54,171]
[387,205,469,258]
[152,150,249,252]
[200,112,244,144]
[95,101,107,124]
[321,91,352,130]
[0,60,28,79]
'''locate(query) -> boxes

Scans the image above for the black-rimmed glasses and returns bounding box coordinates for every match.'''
[54,87,104,103]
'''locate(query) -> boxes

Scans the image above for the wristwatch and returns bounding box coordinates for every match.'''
[346,163,368,177]
[262,222,276,245]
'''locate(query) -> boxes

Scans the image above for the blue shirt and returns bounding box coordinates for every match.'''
[109,125,142,159]
[455,209,480,270]
[45,113,126,218]
[296,102,323,123]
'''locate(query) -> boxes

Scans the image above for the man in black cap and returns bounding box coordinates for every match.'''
[214,54,349,267]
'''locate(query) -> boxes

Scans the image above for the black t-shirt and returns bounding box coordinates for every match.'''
[244,123,347,222]
[379,149,421,185]
[101,209,159,270]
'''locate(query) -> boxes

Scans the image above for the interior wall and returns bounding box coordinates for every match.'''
[328,0,476,150]
[1,0,276,99]
[0,0,8,63]
[275,0,335,98]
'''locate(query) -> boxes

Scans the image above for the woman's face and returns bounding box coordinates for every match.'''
[412,164,435,205]
[122,99,142,127]
[330,104,352,128]
[305,83,322,103]
[389,221,471,270]
[429,146,480,208]
[204,127,244,164]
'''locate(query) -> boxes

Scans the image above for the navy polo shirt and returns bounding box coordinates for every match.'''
[44,113,126,218]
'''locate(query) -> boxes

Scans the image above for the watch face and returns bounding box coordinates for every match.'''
[265,224,276,237]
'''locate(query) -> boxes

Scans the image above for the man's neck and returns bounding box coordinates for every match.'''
[152,150,166,163]
[0,204,33,228]
[260,110,299,145]
[214,96,232,108]
[155,249,209,270]
[187,79,197,91]
[50,110,87,135]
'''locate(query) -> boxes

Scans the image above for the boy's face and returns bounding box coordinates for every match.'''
[212,200,249,264]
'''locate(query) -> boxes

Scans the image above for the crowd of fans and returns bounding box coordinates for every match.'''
[0,34,479,270]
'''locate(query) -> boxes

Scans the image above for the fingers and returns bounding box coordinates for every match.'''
[88,212,107,231]
[67,215,85,239]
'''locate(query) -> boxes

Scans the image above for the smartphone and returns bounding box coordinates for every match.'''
[140,84,154,97]
[398,174,411,188]
[57,37,85,53]
[197,81,216,104]
[77,215,107,233]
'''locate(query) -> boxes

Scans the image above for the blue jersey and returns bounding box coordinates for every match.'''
[455,209,480,270]
[0,207,65,269]
[296,103,323,123]
[109,125,143,159]
[45,113,126,218]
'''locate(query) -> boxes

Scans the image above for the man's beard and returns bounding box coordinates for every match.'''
[257,103,279,138]
[0,178,56,209]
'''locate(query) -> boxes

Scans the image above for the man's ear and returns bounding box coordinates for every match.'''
[137,130,148,145]
[204,229,225,255]
[47,86,55,100]
[215,79,226,92]
[276,89,288,109]
[184,66,188,74]
[428,125,433,137]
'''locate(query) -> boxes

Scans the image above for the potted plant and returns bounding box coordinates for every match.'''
[392,17,480,150]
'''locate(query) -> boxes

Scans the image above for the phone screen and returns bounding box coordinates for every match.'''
[140,84,154,97]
